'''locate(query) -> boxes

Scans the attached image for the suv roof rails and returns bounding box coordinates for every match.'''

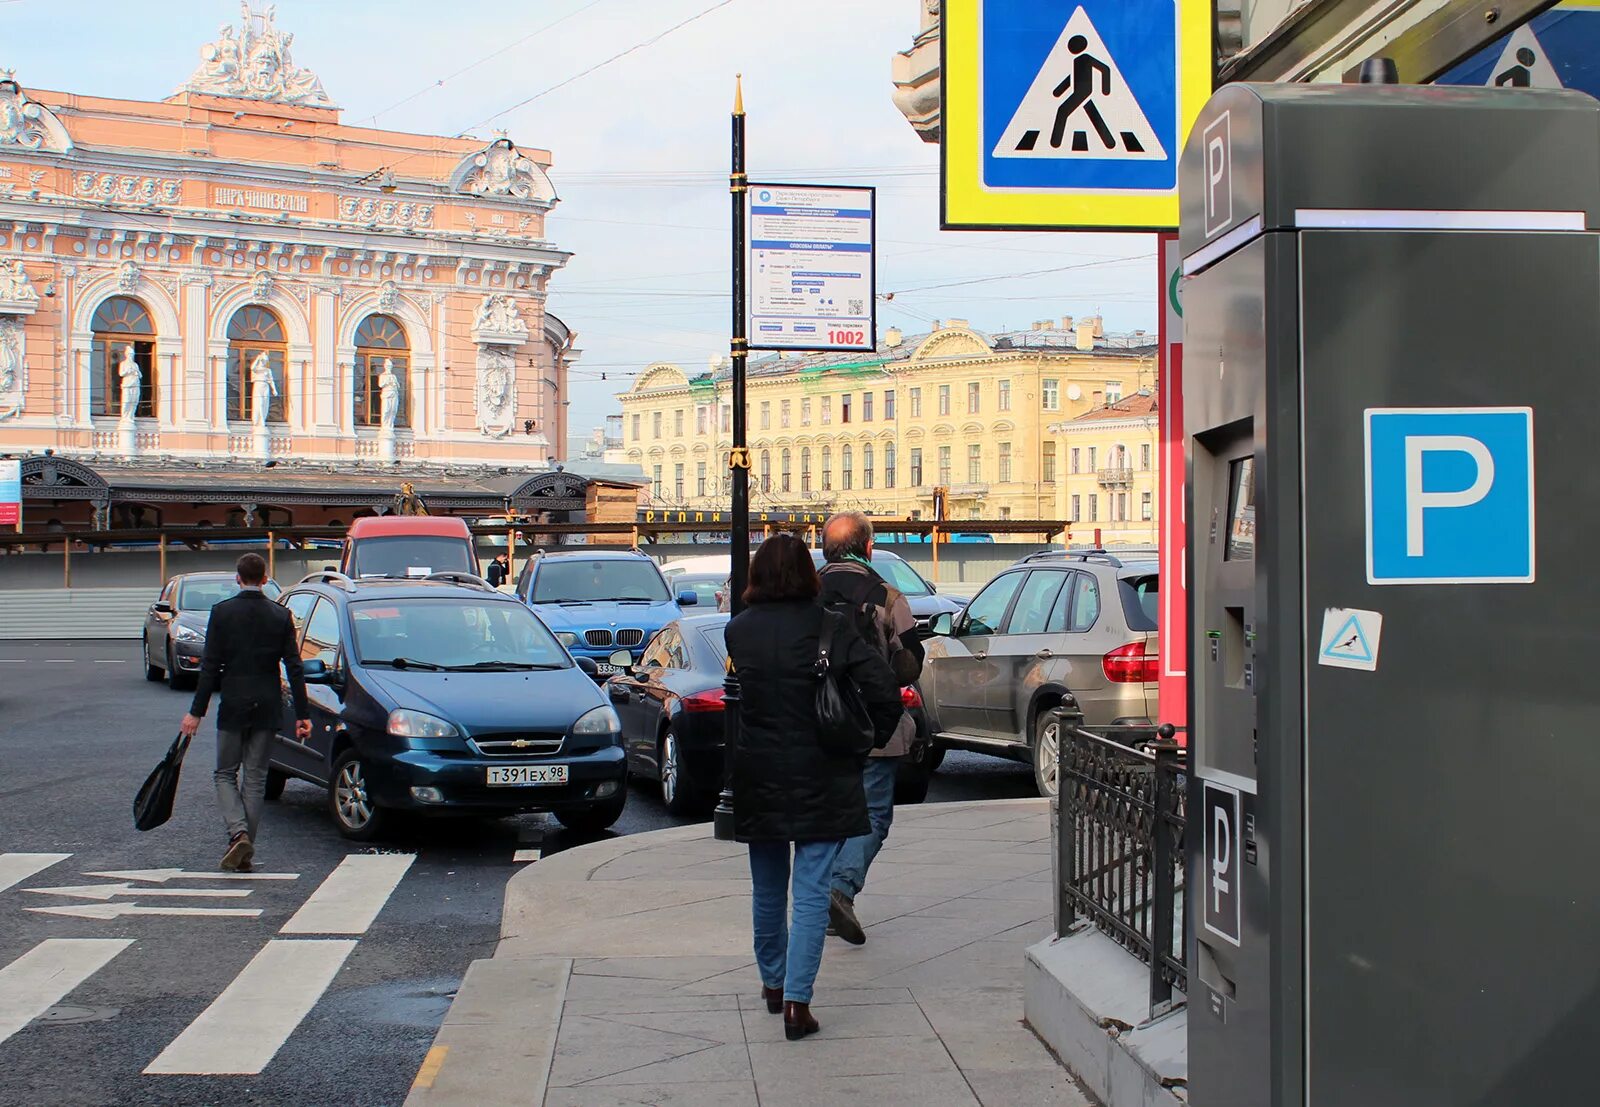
[1024,549,1125,568]
[298,569,358,592]
[422,571,497,592]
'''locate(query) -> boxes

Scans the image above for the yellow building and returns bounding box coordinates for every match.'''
[1050,391,1160,548]
[617,318,1156,526]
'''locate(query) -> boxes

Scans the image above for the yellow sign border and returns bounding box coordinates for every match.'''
[942,0,1215,231]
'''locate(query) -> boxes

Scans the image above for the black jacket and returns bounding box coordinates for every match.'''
[486,560,509,587]
[725,600,904,843]
[189,589,310,732]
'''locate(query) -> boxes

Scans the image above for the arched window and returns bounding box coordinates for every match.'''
[821,446,833,492]
[842,445,854,491]
[354,314,409,427]
[780,448,792,493]
[227,306,287,423]
[91,296,156,419]
[884,442,897,489]
[863,444,875,490]
[800,447,812,494]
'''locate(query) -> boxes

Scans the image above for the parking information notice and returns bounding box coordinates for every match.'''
[746,184,876,352]
[0,458,18,528]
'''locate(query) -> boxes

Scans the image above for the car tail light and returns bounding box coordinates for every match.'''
[681,689,726,713]
[1103,641,1158,684]
[900,686,923,709]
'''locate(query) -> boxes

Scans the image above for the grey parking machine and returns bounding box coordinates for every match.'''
[1179,83,1600,1107]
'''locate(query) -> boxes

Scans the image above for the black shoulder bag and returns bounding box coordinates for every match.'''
[814,610,876,757]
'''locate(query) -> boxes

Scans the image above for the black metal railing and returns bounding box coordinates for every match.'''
[1053,707,1187,1013]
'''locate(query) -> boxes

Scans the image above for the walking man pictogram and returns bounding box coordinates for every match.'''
[1051,35,1113,150]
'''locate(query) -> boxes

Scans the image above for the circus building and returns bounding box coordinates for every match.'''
[0,5,610,532]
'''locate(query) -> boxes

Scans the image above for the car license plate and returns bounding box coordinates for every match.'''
[486,765,569,787]
[594,663,617,676]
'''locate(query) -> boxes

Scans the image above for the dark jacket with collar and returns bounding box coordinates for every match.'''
[725,599,903,843]
[818,559,923,757]
[189,589,310,732]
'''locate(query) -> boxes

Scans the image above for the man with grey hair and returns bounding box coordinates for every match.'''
[819,511,924,944]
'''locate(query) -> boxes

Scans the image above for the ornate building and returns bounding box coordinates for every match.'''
[0,5,579,529]
[617,318,1156,529]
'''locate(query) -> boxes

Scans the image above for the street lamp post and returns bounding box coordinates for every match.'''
[713,75,750,842]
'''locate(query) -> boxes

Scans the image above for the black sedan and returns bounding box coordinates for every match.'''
[605,613,933,817]
[142,572,282,691]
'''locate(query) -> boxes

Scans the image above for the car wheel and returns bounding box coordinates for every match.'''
[143,637,163,682]
[659,727,700,817]
[555,790,627,835]
[264,769,287,802]
[1032,712,1062,799]
[924,744,947,774]
[328,748,388,841]
[894,747,932,805]
[165,644,196,692]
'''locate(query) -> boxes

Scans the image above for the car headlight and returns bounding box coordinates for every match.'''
[555,631,580,648]
[571,705,621,736]
[172,625,205,644]
[387,710,460,739]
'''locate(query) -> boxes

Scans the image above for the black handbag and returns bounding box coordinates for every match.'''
[133,732,192,831]
[814,610,876,757]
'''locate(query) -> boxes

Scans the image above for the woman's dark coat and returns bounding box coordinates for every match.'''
[725,599,905,843]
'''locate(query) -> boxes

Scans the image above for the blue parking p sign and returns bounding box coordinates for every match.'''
[1365,408,1536,585]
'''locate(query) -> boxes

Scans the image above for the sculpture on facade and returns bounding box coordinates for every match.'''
[0,72,48,150]
[249,351,277,427]
[472,294,528,338]
[0,259,37,305]
[117,346,142,422]
[458,138,548,200]
[180,3,334,107]
[0,319,21,420]
[476,347,514,437]
[378,358,401,429]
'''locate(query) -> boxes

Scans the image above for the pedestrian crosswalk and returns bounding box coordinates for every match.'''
[0,850,418,1076]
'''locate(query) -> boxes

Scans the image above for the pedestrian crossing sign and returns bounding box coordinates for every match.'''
[942,0,1213,230]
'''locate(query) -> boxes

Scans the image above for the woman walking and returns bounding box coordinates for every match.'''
[724,533,903,1040]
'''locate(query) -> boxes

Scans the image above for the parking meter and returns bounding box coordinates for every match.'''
[1179,83,1600,1107]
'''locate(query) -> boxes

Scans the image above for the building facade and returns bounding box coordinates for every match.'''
[0,5,575,487]
[1052,391,1160,547]
[617,318,1156,528]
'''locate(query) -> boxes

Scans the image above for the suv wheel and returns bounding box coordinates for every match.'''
[143,637,163,682]
[1032,712,1062,798]
[264,769,287,802]
[329,748,388,840]
[659,727,699,817]
[556,789,627,835]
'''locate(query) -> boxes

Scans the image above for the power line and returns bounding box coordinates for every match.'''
[883,255,1152,296]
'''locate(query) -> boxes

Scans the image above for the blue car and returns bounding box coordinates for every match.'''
[512,548,697,680]
[267,572,627,840]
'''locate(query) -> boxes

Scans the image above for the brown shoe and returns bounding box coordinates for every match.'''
[762,986,784,1014]
[784,1001,820,1041]
[221,832,254,872]
[829,889,866,945]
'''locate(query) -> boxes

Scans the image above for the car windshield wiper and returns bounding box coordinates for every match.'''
[441,661,565,671]
[614,598,658,605]
[533,599,592,606]
[371,657,444,671]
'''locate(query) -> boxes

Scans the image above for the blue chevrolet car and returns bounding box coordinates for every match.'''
[513,548,697,680]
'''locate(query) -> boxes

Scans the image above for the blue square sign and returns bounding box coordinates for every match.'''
[1365,408,1536,585]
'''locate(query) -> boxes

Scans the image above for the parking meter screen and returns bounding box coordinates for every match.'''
[1225,457,1256,562]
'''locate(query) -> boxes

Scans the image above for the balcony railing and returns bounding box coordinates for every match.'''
[1098,467,1134,487]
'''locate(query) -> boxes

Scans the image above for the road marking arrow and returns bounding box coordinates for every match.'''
[26,883,254,901]
[26,903,262,920]
[83,868,299,883]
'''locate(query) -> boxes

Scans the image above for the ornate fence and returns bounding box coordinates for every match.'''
[1053,708,1187,1012]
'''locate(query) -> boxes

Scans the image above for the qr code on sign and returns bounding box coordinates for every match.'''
[848,298,864,314]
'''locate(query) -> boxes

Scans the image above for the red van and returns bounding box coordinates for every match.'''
[339,517,477,579]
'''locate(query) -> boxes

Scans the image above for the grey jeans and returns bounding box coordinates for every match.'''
[215,726,274,841]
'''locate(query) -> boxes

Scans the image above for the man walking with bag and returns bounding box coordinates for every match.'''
[179,553,310,872]
[818,512,923,945]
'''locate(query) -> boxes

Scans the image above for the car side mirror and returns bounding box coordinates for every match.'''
[302,658,331,684]
[153,601,173,615]
[923,578,938,593]
[677,590,699,606]
[608,649,635,672]
[575,656,599,677]
[928,612,954,636]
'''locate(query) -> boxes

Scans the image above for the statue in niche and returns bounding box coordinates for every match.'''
[378,358,401,429]
[249,351,277,427]
[0,321,20,420]
[117,345,142,423]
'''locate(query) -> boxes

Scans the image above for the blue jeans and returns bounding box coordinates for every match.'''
[831,756,899,899]
[748,840,843,1005]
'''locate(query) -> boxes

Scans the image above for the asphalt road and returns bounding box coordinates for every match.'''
[0,639,1038,1107]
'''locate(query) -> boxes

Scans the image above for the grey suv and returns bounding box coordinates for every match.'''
[918,554,1159,797]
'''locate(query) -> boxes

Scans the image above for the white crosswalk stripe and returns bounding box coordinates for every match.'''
[0,938,133,1047]
[279,853,414,935]
[0,853,72,895]
[143,940,356,1075]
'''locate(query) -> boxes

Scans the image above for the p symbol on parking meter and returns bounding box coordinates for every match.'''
[1365,408,1535,584]
[1202,112,1231,238]
[1202,782,1241,946]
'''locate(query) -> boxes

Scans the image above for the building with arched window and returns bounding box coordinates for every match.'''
[0,7,586,529]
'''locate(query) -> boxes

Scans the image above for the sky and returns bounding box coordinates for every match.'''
[0,0,1159,447]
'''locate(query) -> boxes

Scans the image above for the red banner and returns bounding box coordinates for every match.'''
[1157,233,1186,733]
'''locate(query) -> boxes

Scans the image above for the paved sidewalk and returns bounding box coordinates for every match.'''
[407,798,1093,1107]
